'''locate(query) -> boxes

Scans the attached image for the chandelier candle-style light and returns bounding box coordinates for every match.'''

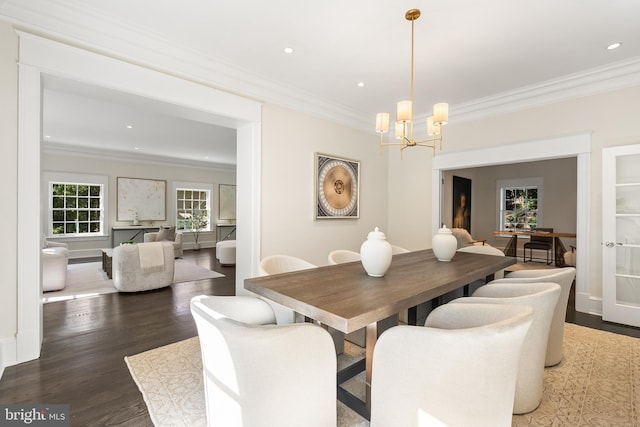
[376,9,449,158]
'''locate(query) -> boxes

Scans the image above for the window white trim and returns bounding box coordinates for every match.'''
[42,171,108,238]
[496,177,544,231]
[172,181,213,232]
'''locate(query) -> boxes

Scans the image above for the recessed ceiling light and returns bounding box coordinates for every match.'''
[357,82,365,88]
[134,147,140,150]
[44,135,51,138]
[607,42,621,50]
[283,47,294,54]
[126,125,133,129]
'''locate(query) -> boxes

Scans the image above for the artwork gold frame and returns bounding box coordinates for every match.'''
[116,177,166,221]
[315,153,360,219]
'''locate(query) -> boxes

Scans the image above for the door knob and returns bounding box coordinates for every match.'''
[605,241,615,247]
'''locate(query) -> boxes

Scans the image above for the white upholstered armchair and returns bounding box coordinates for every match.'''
[371,303,533,426]
[144,227,183,257]
[190,295,337,427]
[451,281,561,414]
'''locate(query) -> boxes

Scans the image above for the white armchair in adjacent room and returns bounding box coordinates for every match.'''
[144,226,183,257]
[42,241,69,292]
[451,281,561,414]
[112,242,175,292]
[371,303,533,426]
[492,267,577,366]
[190,295,337,427]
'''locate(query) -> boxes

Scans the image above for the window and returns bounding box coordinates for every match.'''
[48,180,105,236]
[497,178,543,231]
[175,184,212,232]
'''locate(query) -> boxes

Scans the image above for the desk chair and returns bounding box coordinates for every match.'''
[523,227,553,264]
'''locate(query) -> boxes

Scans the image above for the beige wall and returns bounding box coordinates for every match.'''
[42,150,236,255]
[0,21,18,347]
[388,86,640,299]
[260,104,388,266]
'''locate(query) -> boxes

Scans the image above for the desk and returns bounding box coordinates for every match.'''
[494,230,576,266]
[245,249,515,419]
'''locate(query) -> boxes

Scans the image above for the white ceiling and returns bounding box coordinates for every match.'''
[3,0,640,166]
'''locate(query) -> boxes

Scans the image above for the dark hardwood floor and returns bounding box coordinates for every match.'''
[0,248,235,426]
[1,253,638,426]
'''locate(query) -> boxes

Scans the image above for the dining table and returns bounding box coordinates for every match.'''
[244,249,516,420]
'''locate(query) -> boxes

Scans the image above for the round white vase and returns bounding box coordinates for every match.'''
[432,225,458,262]
[360,227,393,277]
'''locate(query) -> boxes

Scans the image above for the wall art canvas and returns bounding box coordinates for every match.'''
[315,153,360,219]
[117,177,166,222]
[452,175,472,233]
[218,184,236,220]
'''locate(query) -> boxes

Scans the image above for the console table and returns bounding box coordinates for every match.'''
[216,224,236,241]
[111,226,160,247]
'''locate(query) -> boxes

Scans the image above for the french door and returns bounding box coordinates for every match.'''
[602,144,640,327]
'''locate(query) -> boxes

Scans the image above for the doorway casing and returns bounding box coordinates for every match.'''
[431,133,592,314]
[13,32,262,365]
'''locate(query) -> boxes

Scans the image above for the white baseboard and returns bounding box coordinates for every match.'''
[576,291,603,316]
[0,336,17,380]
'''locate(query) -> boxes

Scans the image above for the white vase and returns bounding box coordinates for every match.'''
[432,225,458,262]
[360,227,393,277]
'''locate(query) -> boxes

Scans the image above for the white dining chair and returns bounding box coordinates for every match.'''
[450,281,561,414]
[457,244,507,279]
[371,303,534,427]
[258,254,345,354]
[327,249,361,265]
[190,295,337,427]
[492,267,576,366]
[390,244,410,254]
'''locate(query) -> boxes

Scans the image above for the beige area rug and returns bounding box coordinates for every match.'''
[43,260,225,303]
[125,323,640,426]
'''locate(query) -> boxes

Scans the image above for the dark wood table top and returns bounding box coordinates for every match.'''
[245,249,516,333]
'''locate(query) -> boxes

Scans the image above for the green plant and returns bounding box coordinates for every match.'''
[186,209,208,245]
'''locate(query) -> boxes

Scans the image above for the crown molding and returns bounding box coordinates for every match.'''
[3,0,640,132]
[42,142,236,173]
[451,56,640,123]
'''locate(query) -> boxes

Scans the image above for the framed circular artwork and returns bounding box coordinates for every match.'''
[315,153,360,219]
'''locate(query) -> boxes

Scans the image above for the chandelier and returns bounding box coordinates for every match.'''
[375,9,449,158]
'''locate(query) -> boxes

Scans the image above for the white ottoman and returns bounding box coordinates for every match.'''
[42,246,69,292]
[216,240,236,266]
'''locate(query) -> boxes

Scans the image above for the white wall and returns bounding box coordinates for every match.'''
[388,85,640,301]
[260,104,388,266]
[0,21,18,370]
[41,149,236,256]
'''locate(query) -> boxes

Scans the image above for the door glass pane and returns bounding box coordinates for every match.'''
[617,154,640,184]
[616,246,640,276]
[616,185,640,214]
[616,276,640,307]
[616,217,640,245]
